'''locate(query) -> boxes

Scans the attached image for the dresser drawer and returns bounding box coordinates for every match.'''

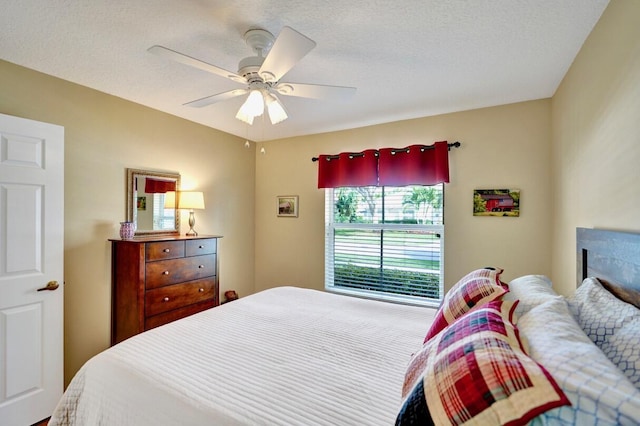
[145,300,215,330]
[145,278,216,317]
[146,240,185,261]
[186,238,217,257]
[145,254,216,289]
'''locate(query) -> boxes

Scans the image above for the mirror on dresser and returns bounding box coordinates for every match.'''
[126,168,181,236]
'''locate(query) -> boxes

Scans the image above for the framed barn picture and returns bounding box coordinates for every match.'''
[473,189,520,217]
[277,195,299,217]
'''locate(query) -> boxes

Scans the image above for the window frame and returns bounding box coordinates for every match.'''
[324,186,444,307]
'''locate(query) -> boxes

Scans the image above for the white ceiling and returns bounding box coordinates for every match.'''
[1,0,609,142]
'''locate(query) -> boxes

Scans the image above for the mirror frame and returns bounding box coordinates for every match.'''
[126,168,181,236]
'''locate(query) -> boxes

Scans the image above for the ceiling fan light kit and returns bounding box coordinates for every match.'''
[266,93,288,124]
[235,103,254,125]
[235,86,288,125]
[149,26,356,127]
[240,90,265,117]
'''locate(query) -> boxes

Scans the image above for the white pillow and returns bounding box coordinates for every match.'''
[599,319,640,389]
[518,297,640,425]
[503,275,562,317]
[568,277,640,346]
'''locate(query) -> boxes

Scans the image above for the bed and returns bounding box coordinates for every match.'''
[50,228,640,425]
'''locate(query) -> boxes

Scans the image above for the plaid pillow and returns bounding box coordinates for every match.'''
[424,267,507,342]
[398,300,570,426]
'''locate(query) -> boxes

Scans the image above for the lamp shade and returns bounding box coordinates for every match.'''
[177,191,205,210]
[235,89,289,125]
[235,108,255,125]
[164,191,176,209]
[266,93,288,124]
[238,90,264,118]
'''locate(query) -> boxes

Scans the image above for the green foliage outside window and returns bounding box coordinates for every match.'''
[334,263,440,299]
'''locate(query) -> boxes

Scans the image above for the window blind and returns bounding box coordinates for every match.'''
[325,185,444,305]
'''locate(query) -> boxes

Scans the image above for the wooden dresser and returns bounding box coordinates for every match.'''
[110,235,221,345]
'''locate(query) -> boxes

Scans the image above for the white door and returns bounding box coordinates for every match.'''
[0,113,64,426]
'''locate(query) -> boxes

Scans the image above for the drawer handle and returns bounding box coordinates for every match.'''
[163,248,170,253]
[163,297,170,302]
[163,271,170,275]
[198,265,204,269]
[199,288,204,292]
[199,245,204,249]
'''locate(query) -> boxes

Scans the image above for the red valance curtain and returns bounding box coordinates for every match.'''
[317,141,451,188]
[144,178,176,194]
[317,149,379,188]
[378,141,449,186]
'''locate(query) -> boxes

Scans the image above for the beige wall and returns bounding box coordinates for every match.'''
[255,99,553,293]
[0,60,256,385]
[551,0,640,296]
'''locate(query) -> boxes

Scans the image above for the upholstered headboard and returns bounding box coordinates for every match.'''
[577,227,640,309]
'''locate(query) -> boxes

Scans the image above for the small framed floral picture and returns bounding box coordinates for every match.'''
[277,195,298,217]
[137,196,147,211]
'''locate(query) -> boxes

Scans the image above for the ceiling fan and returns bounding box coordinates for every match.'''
[148,26,356,125]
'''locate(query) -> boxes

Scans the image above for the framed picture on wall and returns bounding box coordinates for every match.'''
[473,189,520,217]
[277,195,298,217]
[137,196,147,211]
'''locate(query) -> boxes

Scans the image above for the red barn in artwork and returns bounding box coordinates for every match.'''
[481,193,515,212]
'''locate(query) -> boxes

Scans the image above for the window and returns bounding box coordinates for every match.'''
[325,184,444,306]
[152,193,176,230]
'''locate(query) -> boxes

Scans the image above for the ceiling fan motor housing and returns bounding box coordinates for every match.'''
[239,28,276,84]
[238,56,266,84]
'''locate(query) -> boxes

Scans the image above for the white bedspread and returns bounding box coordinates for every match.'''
[50,287,435,425]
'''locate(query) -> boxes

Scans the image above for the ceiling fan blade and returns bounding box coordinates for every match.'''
[274,83,356,100]
[183,89,247,108]
[259,27,316,83]
[148,45,246,83]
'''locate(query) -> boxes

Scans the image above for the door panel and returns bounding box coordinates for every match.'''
[5,184,41,273]
[3,304,42,397]
[0,113,64,426]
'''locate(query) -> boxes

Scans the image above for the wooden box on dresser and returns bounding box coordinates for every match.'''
[109,235,221,345]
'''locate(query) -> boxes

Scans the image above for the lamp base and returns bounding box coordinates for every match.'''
[186,210,198,236]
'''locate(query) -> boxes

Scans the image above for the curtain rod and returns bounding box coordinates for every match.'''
[311,141,461,162]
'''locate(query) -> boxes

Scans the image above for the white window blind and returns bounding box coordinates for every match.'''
[325,185,444,306]
[152,193,175,230]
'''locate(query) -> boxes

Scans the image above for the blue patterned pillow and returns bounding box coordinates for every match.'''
[599,319,640,389]
[568,277,640,347]
[519,297,640,424]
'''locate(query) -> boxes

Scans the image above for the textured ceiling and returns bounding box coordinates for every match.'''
[1,0,609,142]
